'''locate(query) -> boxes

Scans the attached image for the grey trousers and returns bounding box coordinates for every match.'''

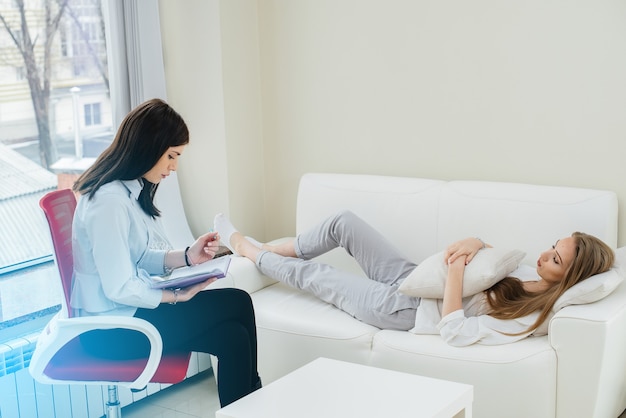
[256,210,420,330]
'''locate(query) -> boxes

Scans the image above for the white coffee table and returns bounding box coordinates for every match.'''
[216,357,473,418]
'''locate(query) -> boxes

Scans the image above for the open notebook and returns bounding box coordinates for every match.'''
[150,255,231,289]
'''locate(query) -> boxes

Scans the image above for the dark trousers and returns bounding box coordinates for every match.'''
[80,288,260,407]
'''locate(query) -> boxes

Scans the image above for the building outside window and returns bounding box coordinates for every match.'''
[0,2,180,414]
[84,101,101,126]
[0,0,113,328]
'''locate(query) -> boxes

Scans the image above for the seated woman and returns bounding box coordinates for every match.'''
[72,99,261,406]
[214,210,614,346]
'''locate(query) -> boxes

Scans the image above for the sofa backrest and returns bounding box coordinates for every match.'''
[296,173,445,273]
[437,180,618,266]
[296,173,618,270]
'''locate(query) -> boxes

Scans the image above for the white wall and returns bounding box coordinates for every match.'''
[158,0,267,240]
[160,0,626,247]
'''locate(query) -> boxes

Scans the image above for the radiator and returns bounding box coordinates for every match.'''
[0,333,212,418]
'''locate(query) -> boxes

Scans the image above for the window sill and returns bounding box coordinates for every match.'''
[0,262,62,344]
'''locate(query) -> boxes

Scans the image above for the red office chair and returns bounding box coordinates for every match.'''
[29,189,192,418]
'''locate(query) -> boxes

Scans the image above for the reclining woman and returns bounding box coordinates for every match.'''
[214,210,614,346]
[72,99,261,406]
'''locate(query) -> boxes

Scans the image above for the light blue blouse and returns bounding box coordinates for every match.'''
[71,179,166,317]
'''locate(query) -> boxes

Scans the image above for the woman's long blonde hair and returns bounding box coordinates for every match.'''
[486,232,614,334]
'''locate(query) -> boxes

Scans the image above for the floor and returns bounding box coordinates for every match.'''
[120,369,626,418]
[120,370,221,418]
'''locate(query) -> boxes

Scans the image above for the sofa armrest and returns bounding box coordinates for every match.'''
[216,256,277,294]
[210,237,293,294]
[549,281,626,418]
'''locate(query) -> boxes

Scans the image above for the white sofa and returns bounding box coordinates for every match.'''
[217,173,626,418]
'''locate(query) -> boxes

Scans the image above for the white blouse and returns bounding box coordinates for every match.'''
[71,180,166,317]
[410,266,546,346]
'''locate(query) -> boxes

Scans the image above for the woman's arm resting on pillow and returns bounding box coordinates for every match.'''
[443,255,467,316]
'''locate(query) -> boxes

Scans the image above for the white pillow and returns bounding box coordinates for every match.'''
[614,246,626,279]
[516,247,624,312]
[398,248,526,298]
[552,268,623,312]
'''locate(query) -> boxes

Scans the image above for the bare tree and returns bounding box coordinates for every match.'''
[65,0,109,91]
[0,0,68,169]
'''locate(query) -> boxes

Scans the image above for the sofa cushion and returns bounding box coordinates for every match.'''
[370,330,557,418]
[398,248,525,298]
[251,282,380,338]
[250,282,380,383]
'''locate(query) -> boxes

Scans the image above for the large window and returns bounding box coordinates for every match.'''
[0,0,169,336]
[0,0,112,275]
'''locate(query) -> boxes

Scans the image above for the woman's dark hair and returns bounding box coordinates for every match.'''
[73,99,189,217]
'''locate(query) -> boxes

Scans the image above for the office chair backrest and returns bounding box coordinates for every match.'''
[40,189,77,318]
